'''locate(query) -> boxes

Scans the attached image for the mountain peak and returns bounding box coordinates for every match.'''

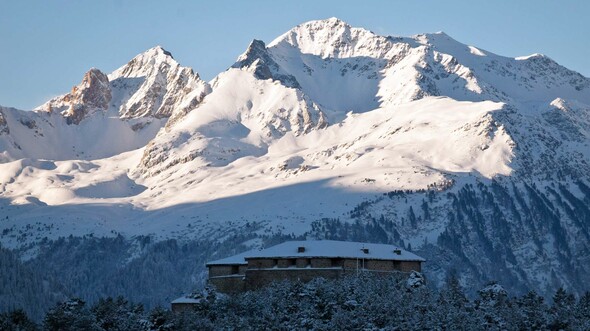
[232,39,301,88]
[145,45,174,59]
[53,67,112,124]
[81,68,109,88]
[109,45,211,119]
[302,17,350,29]
[236,39,267,62]
[268,17,387,59]
[109,45,179,81]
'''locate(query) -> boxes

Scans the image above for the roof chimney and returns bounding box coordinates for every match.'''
[361,248,369,254]
[298,246,305,253]
[393,249,402,255]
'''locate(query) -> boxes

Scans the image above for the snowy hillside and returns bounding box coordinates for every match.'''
[1,18,590,309]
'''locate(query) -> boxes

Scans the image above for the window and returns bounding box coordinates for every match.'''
[331,258,344,267]
[231,265,240,274]
[297,258,311,268]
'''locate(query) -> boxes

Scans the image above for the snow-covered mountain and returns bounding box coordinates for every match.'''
[0,46,210,163]
[1,18,590,301]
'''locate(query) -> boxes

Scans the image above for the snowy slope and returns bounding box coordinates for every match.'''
[0,105,165,162]
[138,68,326,176]
[1,18,590,297]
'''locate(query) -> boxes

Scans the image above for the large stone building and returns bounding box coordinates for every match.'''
[206,240,425,293]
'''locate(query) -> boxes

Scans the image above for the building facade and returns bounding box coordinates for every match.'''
[206,240,425,293]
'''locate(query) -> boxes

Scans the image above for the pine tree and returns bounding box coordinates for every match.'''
[147,307,174,331]
[549,287,576,330]
[43,298,98,331]
[408,206,417,229]
[91,296,144,331]
[573,291,590,330]
[0,309,38,331]
[515,290,548,330]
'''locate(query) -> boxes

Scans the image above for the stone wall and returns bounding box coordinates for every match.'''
[365,259,395,271]
[399,261,421,272]
[247,258,276,269]
[209,275,245,293]
[342,258,396,272]
[208,265,244,277]
[310,258,332,268]
[343,259,360,270]
[296,258,311,268]
[245,268,343,290]
[238,265,248,274]
[171,303,197,313]
[277,259,296,268]
[339,258,423,273]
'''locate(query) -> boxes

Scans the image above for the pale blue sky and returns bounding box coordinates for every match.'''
[1,0,588,110]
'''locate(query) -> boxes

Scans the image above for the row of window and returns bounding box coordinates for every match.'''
[225,259,405,275]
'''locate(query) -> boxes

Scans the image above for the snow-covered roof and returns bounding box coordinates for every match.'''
[206,240,425,266]
[206,248,261,266]
[171,296,202,304]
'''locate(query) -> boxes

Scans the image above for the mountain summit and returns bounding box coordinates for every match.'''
[42,68,112,125]
[268,17,393,59]
[1,18,590,299]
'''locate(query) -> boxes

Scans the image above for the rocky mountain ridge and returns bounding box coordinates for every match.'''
[0,47,210,163]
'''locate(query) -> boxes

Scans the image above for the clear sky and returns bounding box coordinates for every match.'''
[1,0,588,110]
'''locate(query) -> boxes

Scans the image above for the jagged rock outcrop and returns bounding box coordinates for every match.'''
[0,46,213,161]
[41,68,112,125]
[0,109,8,135]
[108,46,211,120]
[232,39,301,88]
[36,46,211,126]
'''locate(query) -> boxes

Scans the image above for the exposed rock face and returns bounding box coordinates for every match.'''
[0,109,8,135]
[36,46,211,126]
[232,39,301,88]
[40,68,112,125]
[138,68,328,176]
[108,46,211,120]
[64,69,112,124]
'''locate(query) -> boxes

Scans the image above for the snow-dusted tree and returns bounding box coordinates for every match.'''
[91,296,144,331]
[549,287,576,330]
[433,272,472,329]
[0,309,38,331]
[43,298,98,331]
[515,290,548,330]
[573,291,590,330]
[146,307,174,331]
[475,282,514,330]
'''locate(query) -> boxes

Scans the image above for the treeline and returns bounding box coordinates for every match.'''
[314,179,590,298]
[2,274,590,330]
[0,228,299,321]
